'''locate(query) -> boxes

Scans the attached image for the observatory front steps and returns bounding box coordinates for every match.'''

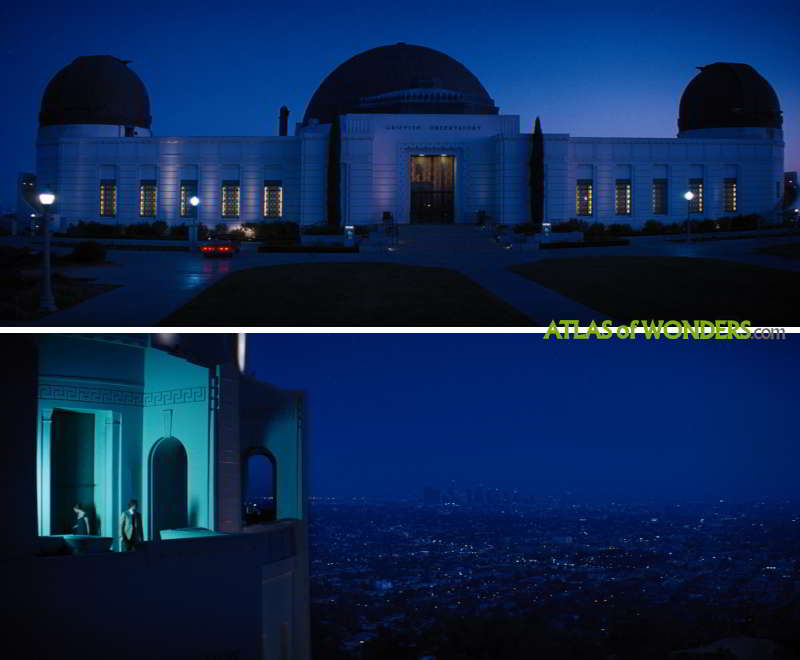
[396,223,505,253]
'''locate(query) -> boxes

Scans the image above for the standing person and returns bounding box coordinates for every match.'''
[119,499,144,551]
[71,503,90,535]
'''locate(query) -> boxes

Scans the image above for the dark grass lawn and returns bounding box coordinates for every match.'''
[757,242,800,260]
[510,256,799,325]
[160,262,532,326]
[0,245,117,322]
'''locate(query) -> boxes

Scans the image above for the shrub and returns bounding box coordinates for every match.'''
[643,220,665,234]
[169,224,188,240]
[66,221,120,238]
[552,218,589,233]
[302,224,344,236]
[585,222,605,236]
[607,223,634,236]
[693,219,716,233]
[513,222,541,235]
[125,221,168,238]
[69,240,106,263]
[729,214,760,231]
[260,221,300,245]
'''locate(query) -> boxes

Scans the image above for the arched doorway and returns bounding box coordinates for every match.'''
[243,450,277,525]
[150,437,188,540]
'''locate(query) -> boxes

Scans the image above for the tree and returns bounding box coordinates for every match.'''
[327,115,341,226]
[529,116,545,229]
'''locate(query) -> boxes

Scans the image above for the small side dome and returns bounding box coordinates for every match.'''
[678,62,781,133]
[39,55,151,128]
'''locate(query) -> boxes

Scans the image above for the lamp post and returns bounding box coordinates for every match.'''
[38,191,57,313]
[189,196,200,248]
[684,191,694,243]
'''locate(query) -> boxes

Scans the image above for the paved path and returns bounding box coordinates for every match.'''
[8,226,798,327]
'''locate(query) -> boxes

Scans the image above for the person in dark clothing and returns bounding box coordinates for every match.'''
[71,503,90,535]
[119,499,144,551]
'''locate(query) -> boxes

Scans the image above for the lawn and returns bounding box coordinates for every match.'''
[0,245,116,323]
[160,262,532,326]
[756,242,800,260]
[510,256,799,325]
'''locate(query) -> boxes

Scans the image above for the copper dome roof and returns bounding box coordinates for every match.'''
[303,43,498,125]
[39,55,151,128]
[678,62,781,132]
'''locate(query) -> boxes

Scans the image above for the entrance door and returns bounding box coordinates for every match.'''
[410,155,454,223]
[51,410,95,534]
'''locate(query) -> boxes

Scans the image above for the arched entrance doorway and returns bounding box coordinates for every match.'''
[150,437,188,540]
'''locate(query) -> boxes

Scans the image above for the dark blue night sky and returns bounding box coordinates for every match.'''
[248,334,798,503]
[2,0,798,209]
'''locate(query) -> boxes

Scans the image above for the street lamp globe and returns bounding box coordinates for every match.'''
[684,191,694,202]
[190,196,200,207]
[39,192,55,206]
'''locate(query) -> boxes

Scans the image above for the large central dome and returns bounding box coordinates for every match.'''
[303,43,498,125]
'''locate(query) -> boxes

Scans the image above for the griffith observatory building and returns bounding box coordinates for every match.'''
[30,43,785,229]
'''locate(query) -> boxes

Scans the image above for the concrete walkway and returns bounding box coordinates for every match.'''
[8,225,798,327]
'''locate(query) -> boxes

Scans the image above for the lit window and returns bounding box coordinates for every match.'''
[724,178,737,213]
[221,180,240,218]
[180,180,198,218]
[652,179,668,215]
[139,180,157,217]
[689,179,703,213]
[99,180,117,217]
[576,179,593,216]
[264,180,283,218]
[615,179,632,215]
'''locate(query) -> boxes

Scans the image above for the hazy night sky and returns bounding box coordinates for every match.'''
[247,334,798,503]
[2,0,798,209]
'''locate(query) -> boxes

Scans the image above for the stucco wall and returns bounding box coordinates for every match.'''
[35,117,784,230]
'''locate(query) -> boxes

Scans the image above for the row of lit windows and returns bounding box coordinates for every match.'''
[575,179,737,216]
[98,180,284,218]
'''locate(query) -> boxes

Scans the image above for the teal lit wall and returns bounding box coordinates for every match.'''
[37,335,212,545]
[142,346,212,537]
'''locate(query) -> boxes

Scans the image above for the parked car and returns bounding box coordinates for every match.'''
[200,239,239,258]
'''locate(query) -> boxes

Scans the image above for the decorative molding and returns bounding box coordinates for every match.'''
[39,382,207,407]
[144,386,206,407]
[39,383,143,406]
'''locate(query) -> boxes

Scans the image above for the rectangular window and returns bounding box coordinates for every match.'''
[724,178,737,213]
[689,178,704,213]
[264,180,283,218]
[221,180,240,218]
[139,180,157,217]
[576,179,593,216]
[615,179,632,215]
[180,180,198,218]
[99,180,117,217]
[652,178,668,215]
